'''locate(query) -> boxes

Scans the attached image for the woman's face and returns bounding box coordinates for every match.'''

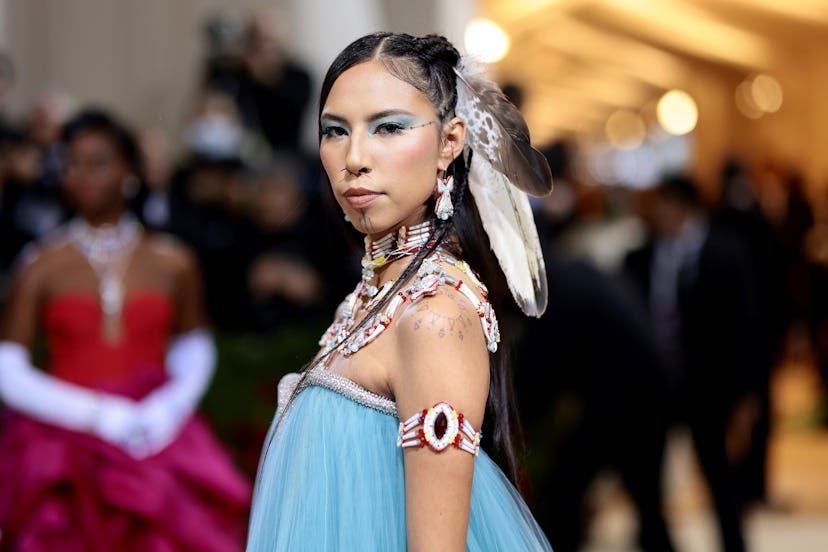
[320,60,458,238]
[63,130,130,219]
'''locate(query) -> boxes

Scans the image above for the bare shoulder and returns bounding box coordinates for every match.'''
[142,232,206,329]
[144,232,199,273]
[0,235,76,341]
[7,246,49,293]
[392,288,489,422]
[11,232,76,285]
[395,288,480,349]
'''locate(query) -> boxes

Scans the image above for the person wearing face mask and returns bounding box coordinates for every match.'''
[246,33,555,551]
[202,8,312,155]
[0,109,250,551]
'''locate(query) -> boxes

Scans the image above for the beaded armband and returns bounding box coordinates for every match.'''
[397,402,481,456]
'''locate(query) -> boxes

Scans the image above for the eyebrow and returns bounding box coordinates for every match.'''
[320,109,417,123]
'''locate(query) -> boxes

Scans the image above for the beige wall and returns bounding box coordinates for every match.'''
[2,0,278,134]
[702,45,828,211]
[0,0,452,149]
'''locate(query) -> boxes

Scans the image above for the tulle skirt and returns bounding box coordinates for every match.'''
[0,411,251,552]
[247,384,552,551]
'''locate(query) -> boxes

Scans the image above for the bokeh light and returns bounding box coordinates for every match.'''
[605,110,646,150]
[735,80,764,119]
[657,89,698,136]
[734,73,784,119]
[751,74,783,113]
[464,19,510,63]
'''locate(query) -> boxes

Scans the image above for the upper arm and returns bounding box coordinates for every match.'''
[391,291,490,552]
[0,250,47,348]
[152,236,209,334]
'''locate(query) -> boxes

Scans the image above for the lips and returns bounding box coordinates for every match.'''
[343,187,380,208]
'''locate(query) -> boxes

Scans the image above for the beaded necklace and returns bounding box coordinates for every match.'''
[69,214,142,342]
[318,222,500,365]
[360,220,432,297]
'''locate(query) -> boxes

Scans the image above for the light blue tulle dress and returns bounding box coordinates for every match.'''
[246,366,552,551]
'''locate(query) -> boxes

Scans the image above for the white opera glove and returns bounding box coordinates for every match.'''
[0,340,141,450]
[130,329,216,458]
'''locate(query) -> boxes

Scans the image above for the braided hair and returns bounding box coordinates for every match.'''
[314,32,522,482]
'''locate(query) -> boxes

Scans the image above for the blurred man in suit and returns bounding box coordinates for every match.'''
[517,142,676,552]
[624,175,760,552]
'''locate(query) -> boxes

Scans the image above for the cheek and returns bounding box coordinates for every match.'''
[381,135,439,186]
[94,168,127,201]
[100,166,123,186]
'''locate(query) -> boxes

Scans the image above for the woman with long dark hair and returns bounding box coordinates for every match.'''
[247,32,554,550]
[0,109,250,551]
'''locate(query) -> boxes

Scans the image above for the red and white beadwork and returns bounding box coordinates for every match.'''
[397,402,481,456]
[318,248,500,363]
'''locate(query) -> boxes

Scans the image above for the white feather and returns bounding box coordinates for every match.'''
[467,155,548,317]
[453,58,551,316]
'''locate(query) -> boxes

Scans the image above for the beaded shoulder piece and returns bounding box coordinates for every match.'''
[317,251,500,364]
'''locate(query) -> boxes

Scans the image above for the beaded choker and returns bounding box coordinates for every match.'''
[319,222,434,358]
[361,220,433,284]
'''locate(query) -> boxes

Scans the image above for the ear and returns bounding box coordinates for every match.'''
[437,117,466,172]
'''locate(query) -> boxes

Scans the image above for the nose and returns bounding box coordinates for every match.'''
[344,132,370,176]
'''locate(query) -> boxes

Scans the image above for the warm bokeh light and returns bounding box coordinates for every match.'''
[656,89,698,136]
[605,110,646,150]
[735,80,763,119]
[751,74,783,113]
[464,19,510,63]
[734,74,783,119]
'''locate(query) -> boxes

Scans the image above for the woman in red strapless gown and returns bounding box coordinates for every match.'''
[0,110,250,551]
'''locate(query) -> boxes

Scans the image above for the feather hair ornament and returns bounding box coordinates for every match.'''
[453,60,553,317]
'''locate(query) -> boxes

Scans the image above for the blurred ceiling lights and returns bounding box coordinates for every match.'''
[484,0,824,145]
[586,0,776,69]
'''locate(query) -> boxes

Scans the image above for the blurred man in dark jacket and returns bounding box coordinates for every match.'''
[517,141,675,552]
[624,174,760,552]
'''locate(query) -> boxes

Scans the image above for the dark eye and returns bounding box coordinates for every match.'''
[375,122,405,135]
[321,125,348,138]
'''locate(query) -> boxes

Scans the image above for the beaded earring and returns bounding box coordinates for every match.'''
[434,175,454,220]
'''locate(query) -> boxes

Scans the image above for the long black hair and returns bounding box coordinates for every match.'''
[315,32,523,482]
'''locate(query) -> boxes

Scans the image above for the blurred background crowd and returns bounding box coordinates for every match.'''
[1,1,828,551]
